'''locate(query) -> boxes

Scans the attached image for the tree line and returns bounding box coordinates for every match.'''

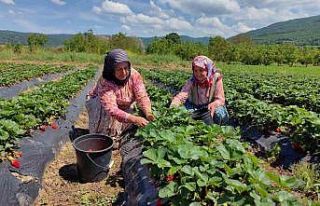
[147,33,320,67]
[8,31,320,66]
[8,30,143,55]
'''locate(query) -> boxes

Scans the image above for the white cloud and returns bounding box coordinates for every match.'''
[242,0,320,9]
[229,5,309,32]
[2,0,319,38]
[95,0,133,15]
[196,17,224,28]
[92,6,102,14]
[119,11,193,37]
[50,0,66,6]
[240,7,275,21]
[148,1,170,19]
[159,0,240,15]
[194,17,231,37]
[121,25,130,31]
[127,13,191,29]
[122,13,163,25]
[0,0,14,5]
[166,18,192,30]
[7,9,23,16]
[233,22,253,34]
[78,12,106,24]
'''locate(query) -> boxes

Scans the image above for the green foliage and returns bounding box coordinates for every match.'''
[165,32,181,44]
[146,33,208,60]
[10,43,22,54]
[63,29,109,54]
[135,74,311,205]
[27,33,48,52]
[0,63,75,86]
[109,32,143,53]
[64,31,142,54]
[291,162,320,193]
[208,36,230,62]
[147,32,320,66]
[0,66,96,152]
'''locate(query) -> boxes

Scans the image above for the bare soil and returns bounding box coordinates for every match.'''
[34,110,125,206]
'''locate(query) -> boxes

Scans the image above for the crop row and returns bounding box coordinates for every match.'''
[141,69,320,154]
[137,77,313,205]
[0,66,96,153]
[0,63,77,86]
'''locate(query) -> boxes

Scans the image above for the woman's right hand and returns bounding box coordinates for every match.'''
[132,116,149,127]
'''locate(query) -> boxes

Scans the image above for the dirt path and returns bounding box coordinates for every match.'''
[34,110,125,206]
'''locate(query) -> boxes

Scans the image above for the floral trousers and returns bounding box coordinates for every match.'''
[85,95,132,143]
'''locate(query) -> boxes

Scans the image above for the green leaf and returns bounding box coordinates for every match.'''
[181,165,194,176]
[216,144,230,160]
[182,182,196,192]
[0,129,9,141]
[208,176,223,187]
[168,166,180,176]
[159,182,177,198]
[225,178,248,193]
[276,191,299,206]
[189,202,202,206]
[142,148,171,168]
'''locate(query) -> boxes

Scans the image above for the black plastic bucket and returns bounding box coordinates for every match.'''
[191,108,214,125]
[72,134,113,182]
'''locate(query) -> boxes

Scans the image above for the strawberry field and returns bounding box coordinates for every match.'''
[0,63,96,154]
[0,62,319,205]
[137,68,320,205]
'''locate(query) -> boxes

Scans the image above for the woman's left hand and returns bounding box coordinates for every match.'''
[208,103,216,117]
[145,112,156,121]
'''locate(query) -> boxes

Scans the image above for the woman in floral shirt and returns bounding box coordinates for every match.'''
[170,55,229,125]
[86,49,154,145]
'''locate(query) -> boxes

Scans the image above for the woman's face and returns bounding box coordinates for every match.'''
[114,62,130,80]
[193,65,208,81]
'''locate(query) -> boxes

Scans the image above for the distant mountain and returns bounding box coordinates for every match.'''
[0,30,210,48]
[2,14,320,49]
[0,30,73,47]
[229,15,320,46]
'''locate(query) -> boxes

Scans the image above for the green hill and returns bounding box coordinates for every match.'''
[0,30,209,48]
[0,30,73,47]
[2,14,320,48]
[229,15,320,46]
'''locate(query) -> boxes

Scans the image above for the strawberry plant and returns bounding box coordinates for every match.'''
[136,78,311,205]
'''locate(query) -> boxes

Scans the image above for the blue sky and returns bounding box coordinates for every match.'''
[0,0,319,37]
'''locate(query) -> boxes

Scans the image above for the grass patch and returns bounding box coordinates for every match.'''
[291,162,320,193]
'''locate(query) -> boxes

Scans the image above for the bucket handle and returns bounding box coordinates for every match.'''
[86,153,110,170]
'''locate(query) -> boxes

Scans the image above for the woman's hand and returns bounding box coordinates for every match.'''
[169,102,179,108]
[208,103,216,117]
[145,112,155,121]
[132,116,149,127]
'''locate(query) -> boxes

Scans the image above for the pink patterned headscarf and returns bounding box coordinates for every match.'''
[191,56,217,88]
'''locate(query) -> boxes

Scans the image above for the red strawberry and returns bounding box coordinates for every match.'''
[16,151,22,158]
[39,125,47,132]
[275,127,281,133]
[292,143,304,153]
[51,122,58,129]
[166,175,175,182]
[11,159,20,168]
[156,198,162,206]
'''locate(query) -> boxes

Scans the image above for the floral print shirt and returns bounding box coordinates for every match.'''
[89,68,151,123]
